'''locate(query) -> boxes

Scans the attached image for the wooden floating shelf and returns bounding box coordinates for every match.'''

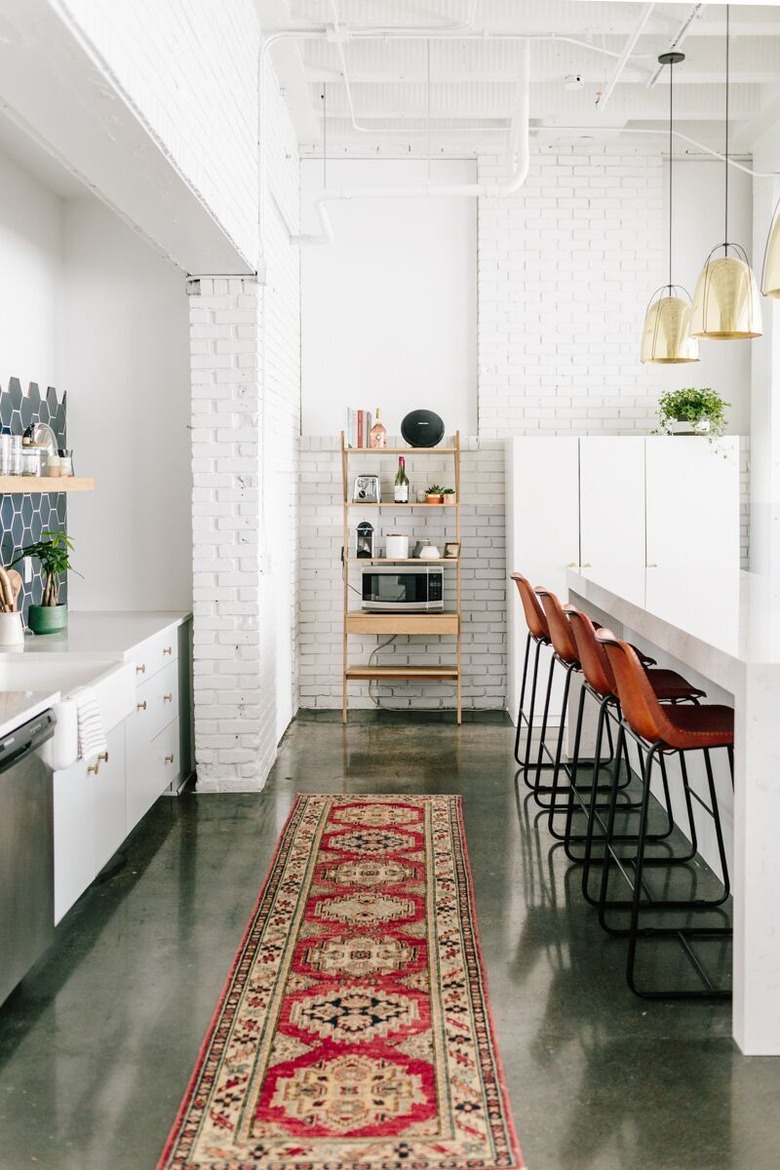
[345,446,458,455]
[346,501,457,508]
[345,557,458,564]
[346,612,459,636]
[346,663,459,681]
[0,476,95,494]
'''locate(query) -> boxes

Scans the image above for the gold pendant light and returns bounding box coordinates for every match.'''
[761,203,780,298]
[690,5,762,340]
[640,51,698,364]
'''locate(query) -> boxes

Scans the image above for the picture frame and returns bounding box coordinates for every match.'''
[444,542,460,559]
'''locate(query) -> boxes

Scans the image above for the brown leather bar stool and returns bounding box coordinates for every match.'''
[533,587,592,809]
[565,606,705,896]
[596,629,733,999]
[509,573,556,782]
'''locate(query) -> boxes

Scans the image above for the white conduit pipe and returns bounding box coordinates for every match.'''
[595,2,655,111]
[290,38,531,247]
[541,125,780,178]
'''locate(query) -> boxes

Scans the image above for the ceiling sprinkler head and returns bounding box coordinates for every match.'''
[564,74,584,91]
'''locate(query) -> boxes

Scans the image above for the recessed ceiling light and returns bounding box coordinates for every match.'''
[564,74,584,91]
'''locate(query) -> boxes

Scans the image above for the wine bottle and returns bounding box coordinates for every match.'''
[394,456,409,503]
[369,408,387,449]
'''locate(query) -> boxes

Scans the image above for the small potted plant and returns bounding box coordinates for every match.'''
[656,388,730,437]
[425,484,456,504]
[11,530,77,634]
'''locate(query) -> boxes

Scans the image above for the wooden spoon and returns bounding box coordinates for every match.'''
[7,569,22,612]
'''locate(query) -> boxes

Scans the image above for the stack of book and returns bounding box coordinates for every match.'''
[345,407,375,448]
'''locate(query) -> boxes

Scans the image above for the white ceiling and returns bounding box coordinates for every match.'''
[258,1,780,157]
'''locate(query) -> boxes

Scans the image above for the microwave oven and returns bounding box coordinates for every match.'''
[361,565,444,612]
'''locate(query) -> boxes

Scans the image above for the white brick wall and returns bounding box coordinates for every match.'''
[60,0,261,266]
[189,276,270,791]
[298,438,506,712]
[189,64,300,791]
[478,144,666,438]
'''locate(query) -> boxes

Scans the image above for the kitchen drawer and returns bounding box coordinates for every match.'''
[126,717,179,829]
[132,660,179,744]
[129,626,178,683]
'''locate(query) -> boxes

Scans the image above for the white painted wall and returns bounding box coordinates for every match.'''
[301,159,477,437]
[0,151,62,389]
[61,198,192,611]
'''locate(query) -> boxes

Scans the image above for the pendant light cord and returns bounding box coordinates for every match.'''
[668,59,674,291]
[725,4,730,253]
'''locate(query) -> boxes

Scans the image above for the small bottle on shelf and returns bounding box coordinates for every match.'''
[394,456,409,503]
[369,408,387,449]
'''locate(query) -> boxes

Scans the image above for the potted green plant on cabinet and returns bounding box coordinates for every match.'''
[11,531,76,634]
[656,387,730,437]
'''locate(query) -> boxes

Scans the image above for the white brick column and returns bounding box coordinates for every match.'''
[188,276,272,792]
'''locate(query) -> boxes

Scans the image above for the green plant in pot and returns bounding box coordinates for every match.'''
[11,531,76,634]
[656,387,730,437]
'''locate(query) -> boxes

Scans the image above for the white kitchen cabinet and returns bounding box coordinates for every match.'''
[50,613,192,926]
[579,437,646,569]
[506,437,580,723]
[54,722,123,924]
[506,435,741,722]
[645,436,739,569]
[93,722,126,876]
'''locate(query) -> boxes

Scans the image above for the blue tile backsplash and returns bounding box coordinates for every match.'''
[0,378,68,619]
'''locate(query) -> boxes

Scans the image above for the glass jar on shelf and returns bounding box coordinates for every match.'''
[20,446,42,476]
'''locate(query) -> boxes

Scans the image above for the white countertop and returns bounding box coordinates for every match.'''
[0,611,190,742]
[567,566,780,674]
[8,611,189,658]
[0,690,60,741]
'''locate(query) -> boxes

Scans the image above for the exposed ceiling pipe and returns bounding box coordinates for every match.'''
[291,38,530,247]
[535,124,780,178]
[325,0,481,38]
[645,5,703,88]
[595,2,655,111]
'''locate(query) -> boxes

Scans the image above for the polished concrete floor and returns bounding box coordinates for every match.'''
[0,714,778,1170]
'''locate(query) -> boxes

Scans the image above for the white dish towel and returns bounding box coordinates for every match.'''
[71,686,108,763]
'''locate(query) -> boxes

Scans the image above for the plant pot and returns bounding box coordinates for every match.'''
[669,418,711,436]
[27,603,68,635]
[425,494,444,504]
[0,611,24,647]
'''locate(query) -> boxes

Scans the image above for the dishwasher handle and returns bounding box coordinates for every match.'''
[0,710,56,775]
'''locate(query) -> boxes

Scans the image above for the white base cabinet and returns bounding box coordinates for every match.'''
[54,723,124,924]
[52,616,192,924]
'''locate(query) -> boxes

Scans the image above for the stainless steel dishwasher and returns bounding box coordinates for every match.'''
[0,709,57,1007]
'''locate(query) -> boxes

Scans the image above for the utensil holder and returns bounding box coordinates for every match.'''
[0,611,24,646]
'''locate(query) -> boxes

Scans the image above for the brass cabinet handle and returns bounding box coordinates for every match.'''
[137,700,147,711]
[98,751,109,763]
[88,762,100,775]
[136,663,146,674]
[163,693,173,703]
[164,753,175,765]
[163,646,173,656]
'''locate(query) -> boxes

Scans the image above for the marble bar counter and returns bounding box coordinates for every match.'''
[568,566,780,1056]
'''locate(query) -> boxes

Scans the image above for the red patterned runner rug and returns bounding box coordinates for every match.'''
[158,793,523,1170]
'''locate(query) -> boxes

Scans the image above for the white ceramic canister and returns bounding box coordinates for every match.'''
[385,533,410,559]
[0,611,24,646]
